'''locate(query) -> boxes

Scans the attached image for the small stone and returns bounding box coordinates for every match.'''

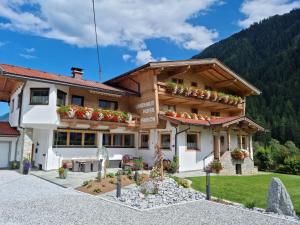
[266,177,296,217]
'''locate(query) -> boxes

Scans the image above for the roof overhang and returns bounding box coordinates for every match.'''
[105,59,261,96]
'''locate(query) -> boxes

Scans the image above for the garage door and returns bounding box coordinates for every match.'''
[0,142,10,168]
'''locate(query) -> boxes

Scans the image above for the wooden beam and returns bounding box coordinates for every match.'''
[1,77,8,90]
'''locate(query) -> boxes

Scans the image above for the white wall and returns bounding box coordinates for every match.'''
[9,85,23,127]
[21,81,65,128]
[178,126,214,172]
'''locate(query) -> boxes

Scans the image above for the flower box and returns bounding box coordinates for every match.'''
[231,148,249,160]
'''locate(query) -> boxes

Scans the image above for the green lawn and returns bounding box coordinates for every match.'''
[187,173,300,215]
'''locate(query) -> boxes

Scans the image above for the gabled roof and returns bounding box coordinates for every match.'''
[105,59,261,96]
[0,64,135,96]
[0,122,19,136]
[160,115,264,131]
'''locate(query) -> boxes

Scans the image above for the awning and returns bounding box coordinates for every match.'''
[159,115,264,131]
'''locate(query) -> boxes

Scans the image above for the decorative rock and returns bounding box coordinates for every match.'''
[266,177,296,217]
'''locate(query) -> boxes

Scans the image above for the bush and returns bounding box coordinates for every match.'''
[93,188,102,193]
[210,160,223,173]
[276,156,300,175]
[172,177,190,188]
[168,156,179,174]
[82,181,89,186]
[244,200,256,209]
[133,157,144,170]
[107,172,115,178]
[254,146,272,170]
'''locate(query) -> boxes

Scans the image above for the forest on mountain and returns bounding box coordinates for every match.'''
[193,9,300,147]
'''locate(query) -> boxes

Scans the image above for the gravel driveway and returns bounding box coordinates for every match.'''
[0,170,298,225]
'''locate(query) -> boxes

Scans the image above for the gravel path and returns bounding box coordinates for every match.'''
[0,170,298,225]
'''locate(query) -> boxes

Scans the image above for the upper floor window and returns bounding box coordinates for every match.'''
[191,82,198,87]
[205,85,212,91]
[172,78,184,85]
[99,99,118,110]
[17,93,22,109]
[162,104,175,112]
[30,88,49,105]
[71,95,84,106]
[191,108,198,114]
[56,90,67,106]
[57,90,67,106]
[211,112,220,117]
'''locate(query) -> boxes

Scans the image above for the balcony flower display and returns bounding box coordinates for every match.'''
[165,82,243,106]
[57,105,133,123]
[231,148,249,160]
[164,111,210,121]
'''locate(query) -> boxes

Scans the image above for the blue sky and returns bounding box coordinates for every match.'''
[0,0,299,115]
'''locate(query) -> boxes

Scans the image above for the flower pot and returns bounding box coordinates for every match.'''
[63,169,68,178]
[59,172,65,179]
[23,168,29,175]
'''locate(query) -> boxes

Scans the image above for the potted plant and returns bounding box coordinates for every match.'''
[166,82,177,94]
[177,85,185,95]
[22,159,31,175]
[210,91,218,101]
[191,113,198,120]
[84,107,93,120]
[165,111,176,117]
[210,160,223,173]
[191,88,198,97]
[75,107,86,119]
[237,97,243,104]
[58,167,65,179]
[231,148,245,160]
[203,90,211,99]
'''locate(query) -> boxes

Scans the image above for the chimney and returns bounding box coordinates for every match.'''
[71,67,83,80]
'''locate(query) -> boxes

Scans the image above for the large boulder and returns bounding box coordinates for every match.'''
[266,177,296,217]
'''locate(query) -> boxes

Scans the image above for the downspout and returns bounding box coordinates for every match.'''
[175,124,191,157]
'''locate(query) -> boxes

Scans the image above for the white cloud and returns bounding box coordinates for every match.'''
[0,0,221,58]
[135,50,168,65]
[19,53,36,59]
[122,54,132,62]
[25,47,35,53]
[239,0,300,28]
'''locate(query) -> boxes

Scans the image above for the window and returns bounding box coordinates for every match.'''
[69,132,82,146]
[191,108,198,114]
[187,133,198,150]
[71,95,84,106]
[102,133,135,148]
[113,134,123,146]
[99,99,118,110]
[172,78,184,84]
[103,134,111,146]
[11,99,14,112]
[162,104,175,112]
[140,134,149,148]
[205,85,212,90]
[84,133,96,146]
[191,82,198,87]
[57,90,67,106]
[160,134,171,149]
[53,131,68,146]
[211,112,220,117]
[30,88,49,105]
[17,93,22,109]
[124,134,134,147]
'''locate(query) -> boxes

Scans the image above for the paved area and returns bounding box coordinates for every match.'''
[0,170,298,225]
[31,168,120,188]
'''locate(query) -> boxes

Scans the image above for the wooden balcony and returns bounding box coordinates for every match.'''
[157,82,244,112]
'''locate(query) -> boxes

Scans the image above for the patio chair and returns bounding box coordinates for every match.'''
[72,160,80,172]
[84,161,92,173]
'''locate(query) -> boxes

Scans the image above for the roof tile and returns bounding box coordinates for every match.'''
[0,122,19,136]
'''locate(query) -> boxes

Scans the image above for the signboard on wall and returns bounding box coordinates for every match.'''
[135,98,158,128]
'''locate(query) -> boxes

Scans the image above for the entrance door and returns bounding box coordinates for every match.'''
[0,142,10,168]
[236,164,242,175]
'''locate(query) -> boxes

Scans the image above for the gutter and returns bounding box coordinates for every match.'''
[175,125,191,157]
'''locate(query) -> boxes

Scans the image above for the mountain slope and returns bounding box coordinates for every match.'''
[193,9,300,146]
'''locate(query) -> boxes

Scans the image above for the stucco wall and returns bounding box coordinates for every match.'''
[9,85,23,127]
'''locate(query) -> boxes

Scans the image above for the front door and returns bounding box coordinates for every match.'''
[236,164,242,175]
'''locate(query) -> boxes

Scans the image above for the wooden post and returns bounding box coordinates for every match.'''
[214,131,221,160]
[227,129,231,151]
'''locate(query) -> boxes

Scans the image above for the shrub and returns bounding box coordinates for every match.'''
[133,157,144,171]
[244,200,256,209]
[254,147,272,170]
[107,172,115,178]
[109,179,115,184]
[93,188,102,193]
[168,156,179,174]
[276,156,300,175]
[150,166,160,179]
[172,177,190,188]
[82,181,89,186]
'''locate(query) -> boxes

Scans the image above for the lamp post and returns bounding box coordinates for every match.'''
[116,173,121,198]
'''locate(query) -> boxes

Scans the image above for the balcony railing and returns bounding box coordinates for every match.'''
[57,105,139,127]
[157,82,244,109]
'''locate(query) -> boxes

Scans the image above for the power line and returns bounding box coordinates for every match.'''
[92,0,102,81]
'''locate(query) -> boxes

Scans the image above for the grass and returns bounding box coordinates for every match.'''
[187,173,300,215]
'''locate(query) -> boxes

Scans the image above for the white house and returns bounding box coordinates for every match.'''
[0,59,264,174]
